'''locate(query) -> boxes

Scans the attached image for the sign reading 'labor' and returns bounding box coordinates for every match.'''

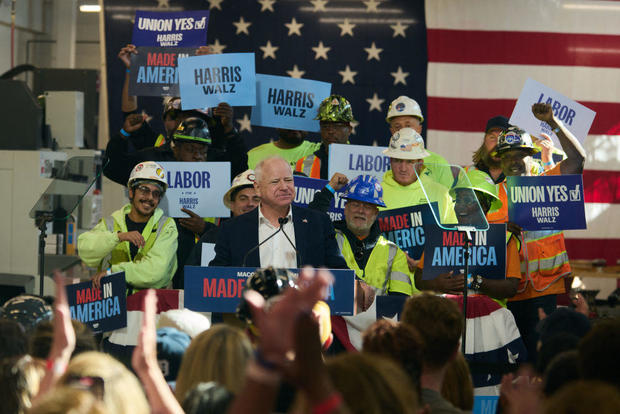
[422,223,506,281]
[376,203,437,260]
[129,47,195,96]
[292,176,345,222]
[183,266,355,315]
[250,74,331,132]
[507,174,586,230]
[328,143,391,182]
[510,78,596,146]
[177,53,256,109]
[158,162,231,218]
[66,272,127,333]
[131,10,209,47]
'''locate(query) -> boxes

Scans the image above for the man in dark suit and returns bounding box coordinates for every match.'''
[210,156,346,269]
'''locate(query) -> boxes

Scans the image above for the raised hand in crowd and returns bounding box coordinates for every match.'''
[213,102,235,133]
[36,271,76,400]
[328,172,349,191]
[132,289,184,414]
[122,113,148,134]
[499,366,543,414]
[118,43,138,68]
[179,208,207,235]
[537,133,556,168]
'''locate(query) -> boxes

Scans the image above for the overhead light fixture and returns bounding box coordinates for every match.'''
[79,4,101,12]
[563,1,620,11]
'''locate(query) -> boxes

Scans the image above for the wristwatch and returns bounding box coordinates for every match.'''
[471,275,483,291]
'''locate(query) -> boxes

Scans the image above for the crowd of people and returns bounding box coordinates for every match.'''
[1,40,619,414]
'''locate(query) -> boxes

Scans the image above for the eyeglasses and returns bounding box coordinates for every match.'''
[65,375,105,400]
[136,185,163,199]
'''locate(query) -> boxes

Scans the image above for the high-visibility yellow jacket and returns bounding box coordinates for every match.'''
[78,204,178,294]
[335,230,419,296]
[380,170,457,224]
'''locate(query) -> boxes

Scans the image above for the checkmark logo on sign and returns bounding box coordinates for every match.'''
[569,185,581,202]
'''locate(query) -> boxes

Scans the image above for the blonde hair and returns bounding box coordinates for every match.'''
[27,386,106,414]
[58,351,148,414]
[441,352,474,411]
[0,355,44,414]
[325,353,419,414]
[175,325,253,401]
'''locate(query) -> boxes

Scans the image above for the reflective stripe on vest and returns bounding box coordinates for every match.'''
[102,214,172,294]
[154,134,166,147]
[335,231,412,295]
[295,154,321,178]
[518,229,570,293]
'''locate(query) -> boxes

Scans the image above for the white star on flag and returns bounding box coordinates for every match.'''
[390,66,410,85]
[209,39,227,54]
[285,17,304,36]
[337,18,356,37]
[258,0,276,12]
[233,16,252,35]
[236,114,252,133]
[207,0,224,10]
[366,93,385,112]
[310,0,328,12]
[363,0,381,12]
[338,65,357,84]
[364,42,383,61]
[312,41,331,60]
[286,65,306,78]
[157,0,170,9]
[350,120,359,135]
[259,40,279,59]
[390,21,408,38]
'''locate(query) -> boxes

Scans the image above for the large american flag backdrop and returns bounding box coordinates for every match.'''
[104,0,620,266]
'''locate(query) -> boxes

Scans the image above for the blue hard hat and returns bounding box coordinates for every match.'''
[342,175,386,207]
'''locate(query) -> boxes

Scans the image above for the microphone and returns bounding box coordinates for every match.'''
[279,217,303,266]
[242,217,287,267]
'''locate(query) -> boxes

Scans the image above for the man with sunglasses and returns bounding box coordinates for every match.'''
[294,94,355,179]
[79,161,178,295]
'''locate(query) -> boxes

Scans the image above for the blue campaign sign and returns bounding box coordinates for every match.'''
[377,203,438,260]
[250,74,331,132]
[507,174,586,230]
[293,176,345,222]
[184,266,355,315]
[422,223,507,281]
[177,53,256,109]
[473,396,499,414]
[128,47,196,97]
[328,143,391,182]
[66,272,127,334]
[132,10,209,47]
[158,162,230,218]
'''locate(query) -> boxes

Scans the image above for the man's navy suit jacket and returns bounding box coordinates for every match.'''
[209,205,347,269]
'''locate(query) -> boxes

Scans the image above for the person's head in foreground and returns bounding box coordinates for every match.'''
[491,126,540,177]
[253,156,295,212]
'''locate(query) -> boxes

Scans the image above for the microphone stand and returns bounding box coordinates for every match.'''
[279,217,302,267]
[242,216,290,267]
[456,225,474,355]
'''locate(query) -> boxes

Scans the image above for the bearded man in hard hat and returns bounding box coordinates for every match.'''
[386,96,454,189]
[336,175,419,301]
[491,102,586,363]
[78,161,178,295]
[295,94,355,179]
[381,128,457,225]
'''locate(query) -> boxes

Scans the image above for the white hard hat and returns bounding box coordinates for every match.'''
[127,161,168,190]
[382,128,430,160]
[223,169,256,209]
[386,96,424,123]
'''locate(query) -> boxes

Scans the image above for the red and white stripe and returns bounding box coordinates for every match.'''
[425,0,620,266]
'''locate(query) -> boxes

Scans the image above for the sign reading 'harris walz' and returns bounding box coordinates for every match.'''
[183,266,355,316]
[177,53,256,109]
[507,174,586,231]
[422,224,507,281]
[132,10,209,47]
[66,272,127,333]
[251,74,331,132]
[129,47,196,97]
[376,203,438,260]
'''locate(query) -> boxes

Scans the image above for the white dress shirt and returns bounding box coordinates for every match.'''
[258,205,297,268]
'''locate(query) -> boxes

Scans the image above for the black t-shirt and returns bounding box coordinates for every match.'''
[125,214,147,259]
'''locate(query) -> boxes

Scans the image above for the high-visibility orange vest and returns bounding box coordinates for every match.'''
[295,154,321,178]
